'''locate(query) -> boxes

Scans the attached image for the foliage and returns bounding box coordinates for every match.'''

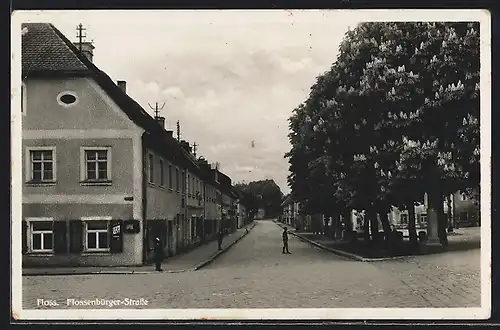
[285,22,480,242]
[234,179,284,218]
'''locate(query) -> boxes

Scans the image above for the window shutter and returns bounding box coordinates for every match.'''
[109,220,123,253]
[53,221,68,254]
[69,220,83,253]
[22,220,28,254]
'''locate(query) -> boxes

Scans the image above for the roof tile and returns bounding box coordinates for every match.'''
[22,23,88,73]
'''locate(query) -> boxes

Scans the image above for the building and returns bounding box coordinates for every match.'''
[20,23,238,267]
[236,201,247,228]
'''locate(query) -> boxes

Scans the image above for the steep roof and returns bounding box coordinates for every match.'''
[22,23,89,73]
[21,23,208,179]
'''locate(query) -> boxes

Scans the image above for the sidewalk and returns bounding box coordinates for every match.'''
[273,220,480,262]
[22,221,257,276]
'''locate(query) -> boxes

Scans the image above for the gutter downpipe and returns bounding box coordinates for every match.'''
[141,132,148,265]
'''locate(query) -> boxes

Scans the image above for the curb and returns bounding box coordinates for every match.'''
[192,222,257,271]
[23,225,259,277]
[22,269,188,276]
[273,221,406,262]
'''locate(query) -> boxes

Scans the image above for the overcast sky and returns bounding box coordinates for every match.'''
[15,10,482,194]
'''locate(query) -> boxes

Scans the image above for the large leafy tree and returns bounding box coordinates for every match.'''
[285,21,479,247]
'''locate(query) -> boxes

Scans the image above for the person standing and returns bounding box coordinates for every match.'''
[217,229,223,251]
[282,227,290,254]
[154,237,164,272]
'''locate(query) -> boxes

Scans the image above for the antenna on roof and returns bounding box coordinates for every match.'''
[192,142,198,158]
[148,102,165,119]
[176,120,181,142]
[76,23,87,52]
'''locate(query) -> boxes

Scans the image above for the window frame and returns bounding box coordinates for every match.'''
[25,146,57,184]
[25,217,54,253]
[81,216,112,253]
[168,163,173,190]
[175,167,180,192]
[159,158,165,188]
[148,152,155,185]
[56,90,79,108]
[80,147,112,185]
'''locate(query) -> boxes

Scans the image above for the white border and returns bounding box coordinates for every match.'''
[11,9,491,321]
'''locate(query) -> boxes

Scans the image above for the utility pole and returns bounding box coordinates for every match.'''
[76,23,86,52]
[148,102,165,119]
[192,142,198,157]
[176,120,181,142]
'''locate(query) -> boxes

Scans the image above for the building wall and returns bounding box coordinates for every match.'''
[22,204,140,266]
[22,77,144,267]
[144,149,184,256]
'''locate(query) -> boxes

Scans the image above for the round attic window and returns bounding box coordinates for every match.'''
[57,91,78,107]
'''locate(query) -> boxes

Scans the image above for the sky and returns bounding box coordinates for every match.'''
[16,10,365,194]
[16,9,484,195]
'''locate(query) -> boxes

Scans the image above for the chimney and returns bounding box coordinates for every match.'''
[74,41,95,62]
[117,81,126,93]
[156,116,166,129]
[180,140,192,154]
[165,130,173,137]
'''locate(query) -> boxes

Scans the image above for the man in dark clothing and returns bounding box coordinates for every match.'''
[282,227,290,254]
[217,230,223,251]
[153,237,164,272]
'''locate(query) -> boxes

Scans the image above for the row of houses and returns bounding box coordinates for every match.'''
[20,23,250,267]
[281,191,480,234]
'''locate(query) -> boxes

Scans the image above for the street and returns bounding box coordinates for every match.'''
[22,220,481,309]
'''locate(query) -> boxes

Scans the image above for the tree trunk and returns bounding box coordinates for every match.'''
[437,191,448,246]
[323,214,330,237]
[368,208,379,244]
[363,214,370,243]
[407,202,418,246]
[447,195,453,232]
[343,209,353,239]
[378,211,391,246]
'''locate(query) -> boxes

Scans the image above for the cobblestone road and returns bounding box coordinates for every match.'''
[22,220,481,309]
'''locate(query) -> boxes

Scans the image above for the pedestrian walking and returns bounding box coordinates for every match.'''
[282,227,290,254]
[153,237,163,272]
[217,230,223,251]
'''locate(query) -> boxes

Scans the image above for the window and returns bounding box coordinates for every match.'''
[168,164,173,189]
[459,211,468,222]
[461,193,468,201]
[80,147,111,183]
[57,91,78,107]
[175,168,180,192]
[85,221,110,252]
[159,159,164,187]
[30,220,53,252]
[182,171,186,193]
[420,214,427,225]
[187,174,191,196]
[148,153,154,184]
[401,214,408,224]
[26,148,56,183]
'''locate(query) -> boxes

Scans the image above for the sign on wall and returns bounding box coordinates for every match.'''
[124,220,140,234]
